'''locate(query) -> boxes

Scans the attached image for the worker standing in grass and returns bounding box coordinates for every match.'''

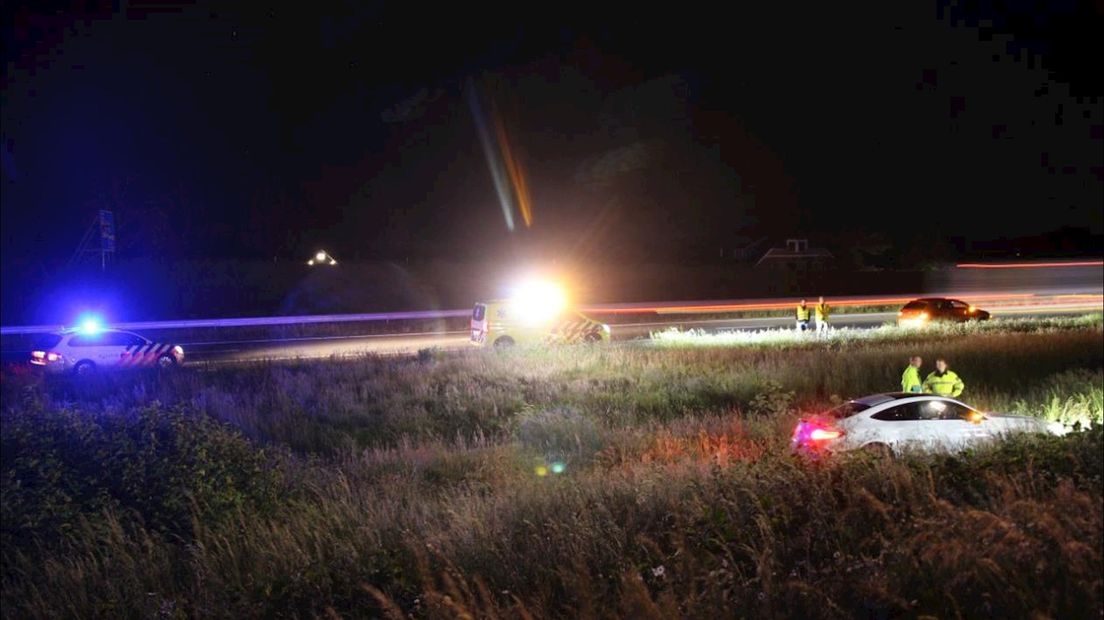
[795,299,811,332]
[923,358,965,397]
[815,296,830,334]
[901,355,923,393]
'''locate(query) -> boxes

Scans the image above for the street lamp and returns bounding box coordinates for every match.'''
[307,250,338,266]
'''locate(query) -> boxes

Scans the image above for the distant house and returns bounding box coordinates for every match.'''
[756,239,834,271]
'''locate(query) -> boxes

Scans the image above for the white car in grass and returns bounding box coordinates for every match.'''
[792,393,1058,455]
[30,328,184,375]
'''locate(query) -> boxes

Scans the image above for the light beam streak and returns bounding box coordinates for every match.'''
[956,260,1103,269]
[466,79,515,231]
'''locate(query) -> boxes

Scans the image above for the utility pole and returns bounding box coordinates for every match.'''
[68,210,116,271]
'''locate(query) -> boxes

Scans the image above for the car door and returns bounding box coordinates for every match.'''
[948,300,972,322]
[867,402,924,450]
[911,399,979,450]
[65,333,114,366]
[119,332,150,367]
[932,299,954,321]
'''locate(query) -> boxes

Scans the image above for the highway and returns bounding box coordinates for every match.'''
[2,291,1100,366]
[182,308,1098,364]
[181,312,894,364]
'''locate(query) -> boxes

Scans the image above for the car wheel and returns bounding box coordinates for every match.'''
[493,336,515,348]
[583,332,603,344]
[157,353,177,370]
[73,360,97,377]
[861,442,893,458]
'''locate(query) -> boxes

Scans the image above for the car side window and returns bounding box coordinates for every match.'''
[942,402,974,421]
[913,399,968,420]
[950,300,969,310]
[88,332,131,346]
[916,400,943,420]
[871,403,921,421]
[67,335,98,347]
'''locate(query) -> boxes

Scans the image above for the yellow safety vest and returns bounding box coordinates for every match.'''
[815,303,829,321]
[923,370,964,397]
[796,305,810,320]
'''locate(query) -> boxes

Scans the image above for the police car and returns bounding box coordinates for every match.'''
[471,300,610,347]
[30,328,185,375]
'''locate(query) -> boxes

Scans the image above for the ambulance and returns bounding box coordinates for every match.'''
[469,280,610,347]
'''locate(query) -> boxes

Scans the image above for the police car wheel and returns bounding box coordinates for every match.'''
[493,336,515,348]
[157,353,177,369]
[583,332,602,344]
[73,360,97,376]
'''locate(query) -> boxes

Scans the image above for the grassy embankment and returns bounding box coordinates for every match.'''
[2,315,1101,618]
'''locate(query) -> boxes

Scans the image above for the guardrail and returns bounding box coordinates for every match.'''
[2,291,1099,335]
[0,309,471,335]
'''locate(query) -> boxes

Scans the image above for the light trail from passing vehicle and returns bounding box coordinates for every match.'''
[955,260,1103,269]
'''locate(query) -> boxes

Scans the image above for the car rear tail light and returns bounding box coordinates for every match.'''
[809,428,842,441]
[793,420,845,449]
[31,351,61,365]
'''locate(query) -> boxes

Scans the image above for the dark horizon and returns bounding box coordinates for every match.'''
[3,2,1102,269]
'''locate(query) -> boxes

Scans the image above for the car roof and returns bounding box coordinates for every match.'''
[59,328,142,337]
[853,392,947,406]
[910,297,968,303]
[852,394,897,406]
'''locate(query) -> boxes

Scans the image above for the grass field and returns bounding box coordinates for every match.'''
[2,316,1102,618]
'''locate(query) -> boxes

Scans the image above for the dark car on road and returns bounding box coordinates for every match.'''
[897,298,990,327]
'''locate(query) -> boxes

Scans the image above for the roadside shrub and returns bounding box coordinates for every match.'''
[748,380,795,417]
[0,403,286,561]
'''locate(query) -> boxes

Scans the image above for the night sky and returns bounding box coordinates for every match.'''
[2,2,1102,267]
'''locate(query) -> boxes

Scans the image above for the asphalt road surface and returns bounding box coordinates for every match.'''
[181,309,1071,364]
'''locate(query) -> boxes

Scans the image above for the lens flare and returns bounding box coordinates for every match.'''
[494,111,532,228]
[466,80,516,231]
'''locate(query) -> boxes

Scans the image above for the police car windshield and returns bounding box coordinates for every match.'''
[826,401,872,419]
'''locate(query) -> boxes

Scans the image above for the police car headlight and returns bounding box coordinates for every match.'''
[172,345,184,356]
[601,324,611,334]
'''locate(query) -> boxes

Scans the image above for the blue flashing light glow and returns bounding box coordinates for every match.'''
[77,315,104,335]
[550,461,566,474]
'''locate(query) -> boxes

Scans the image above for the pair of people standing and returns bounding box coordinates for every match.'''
[901,356,965,397]
[796,297,830,333]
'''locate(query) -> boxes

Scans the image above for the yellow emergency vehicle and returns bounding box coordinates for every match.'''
[470,299,611,347]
